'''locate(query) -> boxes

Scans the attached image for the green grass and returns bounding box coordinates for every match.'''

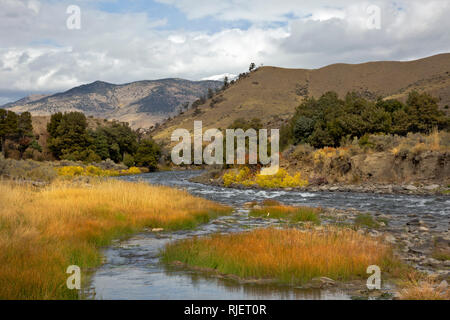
[354,214,384,229]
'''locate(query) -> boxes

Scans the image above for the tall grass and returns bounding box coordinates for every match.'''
[399,273,449,300]
[250,203,321,224]
[162,227,401,285]
[0,180,231,299]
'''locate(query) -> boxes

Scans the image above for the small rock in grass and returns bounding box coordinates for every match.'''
[152,228,164,232]
[384,234,396,244]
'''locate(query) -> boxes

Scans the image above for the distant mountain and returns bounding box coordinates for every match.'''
[2,79,221,129]
[1,94,50,109]
[153,53,450,143]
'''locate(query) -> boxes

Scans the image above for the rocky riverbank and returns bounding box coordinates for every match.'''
[246,203,450,298]
[190,169,450,196]
[313,207,450,281]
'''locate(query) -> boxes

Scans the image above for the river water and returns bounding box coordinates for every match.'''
[88,171,449,300]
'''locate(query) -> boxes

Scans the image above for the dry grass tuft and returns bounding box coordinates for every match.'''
[399,274,449,300]
[250,204,321,224]
[0,180,231,299]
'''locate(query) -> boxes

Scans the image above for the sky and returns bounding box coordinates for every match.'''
[0,0,450,104]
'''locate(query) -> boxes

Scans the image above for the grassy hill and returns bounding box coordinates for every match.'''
[153,53,450,144]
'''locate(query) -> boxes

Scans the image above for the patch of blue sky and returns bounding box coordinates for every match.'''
[27,39,63,47]
[92,0,253,32]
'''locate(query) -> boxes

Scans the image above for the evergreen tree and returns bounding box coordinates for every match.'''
[134,139,161,171]
[0,110,18,157]
[47,112,94,160]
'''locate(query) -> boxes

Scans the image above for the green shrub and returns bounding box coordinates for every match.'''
[123,153,135,167]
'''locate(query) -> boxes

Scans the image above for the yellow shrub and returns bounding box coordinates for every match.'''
[255,168,308,188]
[56,166,84,177]
[236,167,251,182]
[123,167,142,175]
[313,147,337,164]
[223,167,308,188]
[223,171,237,187]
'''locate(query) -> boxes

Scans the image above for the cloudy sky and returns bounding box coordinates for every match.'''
[1,0,449,104]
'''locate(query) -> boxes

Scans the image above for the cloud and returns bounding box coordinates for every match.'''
[0,0,449,104]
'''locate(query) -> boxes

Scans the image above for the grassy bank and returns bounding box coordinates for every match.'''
[0,180,231,300]
[162,227,403,285]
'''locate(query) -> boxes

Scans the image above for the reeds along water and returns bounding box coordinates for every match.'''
[162,227,403,285]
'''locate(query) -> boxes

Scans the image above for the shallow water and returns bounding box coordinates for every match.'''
[88,171,449,300]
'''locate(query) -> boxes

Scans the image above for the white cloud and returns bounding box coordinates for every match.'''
[0,0,450,103]
[201,73,237,81]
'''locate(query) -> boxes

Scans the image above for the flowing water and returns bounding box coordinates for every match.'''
[88,171,449,300]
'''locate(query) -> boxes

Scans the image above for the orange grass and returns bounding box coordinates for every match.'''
[0,180,231,300]
[162,227,402,285]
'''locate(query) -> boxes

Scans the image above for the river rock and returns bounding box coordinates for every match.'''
[423,258,441,266]
[419,226,429,232]
[424,184,440,191]
[384,234,396,244]
[407,219,425,226]
[404,185,418,191]
[152,228,164,232]
[369,230,381,238]
[309,277,336,288]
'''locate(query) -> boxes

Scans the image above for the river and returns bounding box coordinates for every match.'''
[87,170,449,300]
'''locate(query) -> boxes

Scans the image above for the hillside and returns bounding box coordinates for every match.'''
[153,53,450,144]
[3,79,221,129]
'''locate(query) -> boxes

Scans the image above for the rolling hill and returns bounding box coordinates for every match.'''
[2,79,221,129]
[152,53,450,144]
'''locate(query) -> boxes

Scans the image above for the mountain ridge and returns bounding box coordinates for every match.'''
[2,78,222,129]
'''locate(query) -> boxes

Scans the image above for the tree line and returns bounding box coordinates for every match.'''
[47,112,161,170]
[1,109,161,170]
[281,91,449,149]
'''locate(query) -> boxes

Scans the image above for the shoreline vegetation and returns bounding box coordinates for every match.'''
[162,227,403,286]
[0,179,232,299]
